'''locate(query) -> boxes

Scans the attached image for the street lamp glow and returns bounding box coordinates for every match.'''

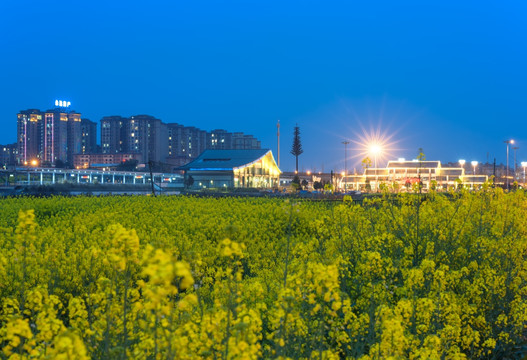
[369,144,381,155]
[471,161,478,175]
[398,158,405,162]
[459,159,466,166]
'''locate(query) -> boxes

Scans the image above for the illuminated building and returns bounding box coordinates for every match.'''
[17,104,84,165]
[80,118,97,154]
[73,153,142,169]
[343,159,488,191]
[17,109,41,164]
[101,116,126,154]
[166,124,208,167]
[166,126,260,167]
[178,149,281,188]
[0,143,17,168]
[208,129,261,150]
[101,115,167,164]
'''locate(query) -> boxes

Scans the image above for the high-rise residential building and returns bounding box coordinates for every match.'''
[17,105,89,166]
[232,132,261,149]
[208,129,233,150]
[101,115,168,164]
[98,114,260,167]
[101,116,127,154]
[41,108,81,165]
[80,118,97,154]
[17,109,41,164]
[208,129,260,150]
[0,143,17,168]
[166,123,208,166]
[126,115,168,164]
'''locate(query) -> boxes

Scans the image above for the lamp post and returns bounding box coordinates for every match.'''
[369,144,381,192]
[459,159,465,182]
[342,141,349,191]
[504,140,514,190]
[459,159,466,172]
[522,161,527,188]
[471,160,478,189]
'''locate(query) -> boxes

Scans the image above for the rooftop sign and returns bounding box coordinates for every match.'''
[55,100,71,108]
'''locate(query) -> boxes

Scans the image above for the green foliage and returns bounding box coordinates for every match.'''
[0,192,526,359]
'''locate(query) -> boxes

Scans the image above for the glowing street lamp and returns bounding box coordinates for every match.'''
[504,140,514,190]
[369,144,382,169]
[522,161,527,188]
[459,159,466,170]
[471,161,478,175]
[369,144,382,192]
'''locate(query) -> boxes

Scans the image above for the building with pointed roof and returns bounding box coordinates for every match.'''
[178,149,281,188]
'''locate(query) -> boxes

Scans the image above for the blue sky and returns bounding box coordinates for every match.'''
[1,0,526,171]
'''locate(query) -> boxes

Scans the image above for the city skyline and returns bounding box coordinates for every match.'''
[1,1,526,171]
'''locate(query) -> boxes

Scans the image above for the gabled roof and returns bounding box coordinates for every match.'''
[178,149,278,171]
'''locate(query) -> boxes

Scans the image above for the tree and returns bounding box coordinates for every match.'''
[117,159,138,171]
[291,175,301,191]
[290,125,303,173]
[361,157,372,172]
[313,181,324,190]
[361,157,372,191]
[184,175,195,189]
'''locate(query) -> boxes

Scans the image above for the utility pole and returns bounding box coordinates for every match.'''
[513,146,519,180]
[342,141,350,191]
[277,120,280,168]
[148,160,156,197]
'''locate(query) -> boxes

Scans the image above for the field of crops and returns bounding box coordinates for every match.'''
[0,189,526,359]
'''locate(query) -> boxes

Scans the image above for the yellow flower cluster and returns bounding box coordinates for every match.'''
[0,190,526,358]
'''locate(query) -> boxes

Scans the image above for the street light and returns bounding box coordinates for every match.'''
[471,160,478,175]
[522,161,527,188]
[369,144,382,192]
[459,159,466,182]
[504,140,514,190]
[369,144,381,169]
[342,141,350,191]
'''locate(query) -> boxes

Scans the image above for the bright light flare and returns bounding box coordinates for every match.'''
[369,144,382,155]
[350,130,397,169]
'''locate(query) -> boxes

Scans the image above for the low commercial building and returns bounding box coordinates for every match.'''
[178,149,281,188]
[343,159,488,191]
[74,153,142,169]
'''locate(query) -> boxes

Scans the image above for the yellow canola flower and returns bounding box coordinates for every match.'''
[1,317,33,356]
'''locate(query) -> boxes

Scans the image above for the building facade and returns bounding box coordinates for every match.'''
[343,159,488,191]
[80,118,97,154]
[17,109,41,164]
[74,153,142,169]
[0,143,17,168]
[17,106,87,165]
[178,149,281,188]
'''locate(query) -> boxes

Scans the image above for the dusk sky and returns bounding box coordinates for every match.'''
[1,1,526,172]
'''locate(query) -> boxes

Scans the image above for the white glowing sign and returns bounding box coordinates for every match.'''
[55,100,71,108]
